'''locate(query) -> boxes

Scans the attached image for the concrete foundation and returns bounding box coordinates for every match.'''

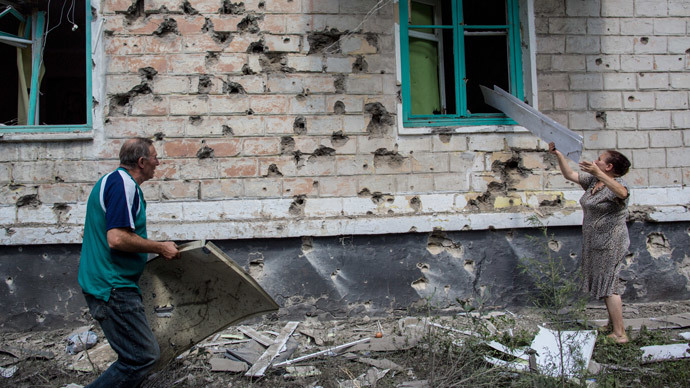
[1,221,688,332]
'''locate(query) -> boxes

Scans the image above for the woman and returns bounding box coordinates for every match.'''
[549,142,632,343]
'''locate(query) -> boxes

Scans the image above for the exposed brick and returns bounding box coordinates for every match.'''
[468,135,505,152]
[264,34,301,52]
[203,139,242,157]
[566,36,600,53]
[570,74,603,90]
[669,0,690,16]
[589,92,623,109]
[397,174,435,193]
[170,95,209,115]
[620,55,655,71]
[538,74,569,90]
[335,155,374,176]
[602,0,634,17]
[434,173,470,192]
[243,178,282,197]
[623,92,655,109]
[357,174,395,193]
[318,176,358,196]
[250,95,289,114]
[603,73,635,90]
[548,18,586,34]
[38,184,81,204]
[243,137,281,156]
[638,111,671,129]
[206,53,247,73]
[653,18,686,35]
[666,147,690,167]
[668,37,690,54]
[601,36,634,54]
[650,130,684,147]
[265,0,302,13]
[566,0,601,16]
[588,18,620,35]
[397,136,432,154]
[450,152,484,172]
[633,36,668,54]
[144,35,183,54]
[168,53,206,73]
[551,55,586,71]
[153,76,192,94]
[288,95,326,114]
[163,139,201,157]
[340,35,378,55]
[200,179,244,199]
[131,94,169,116]
[570,112,605,130]
[218,158,257,177]
[554,92,588,110]
[617,130,649,148]
[672,111,690,128]
[638,73,669,89]
[410,153,449,173]
[12,161,56,184]
[649,168,682,185]
[102,0,133,13]
[655,91,689,109]
[620,18,654,35]
[624,168,648,187]
[160,180,199,200]
[607,111,638,129]
[635,0,668,17]
[282,177,317,196]
[287,55,324,72]
[537,36,566,53]
[264,116,294,135]
[106,36,145,55]
[127,56,169,74]
[653,55,686,71]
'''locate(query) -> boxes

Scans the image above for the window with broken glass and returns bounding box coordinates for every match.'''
[399,0,524,127]
[0,0,92,134]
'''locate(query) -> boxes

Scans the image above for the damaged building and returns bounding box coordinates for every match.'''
[0,0,689,331]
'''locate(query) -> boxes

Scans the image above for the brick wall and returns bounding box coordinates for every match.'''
[0,0,688,245]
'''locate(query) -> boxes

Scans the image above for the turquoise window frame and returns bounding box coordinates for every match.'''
[400,0,524,128]
[0,1,92,134]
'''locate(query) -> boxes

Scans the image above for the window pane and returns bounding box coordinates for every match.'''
[464,35,510,114]
[409,28,456,116]
[463,0,506,25]
[411,1,435,34]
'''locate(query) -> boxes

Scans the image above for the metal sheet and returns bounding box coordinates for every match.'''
[481,85,583,162]
[139,240,279,370]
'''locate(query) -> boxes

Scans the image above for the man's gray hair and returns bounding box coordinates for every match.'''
[119,137,153,167]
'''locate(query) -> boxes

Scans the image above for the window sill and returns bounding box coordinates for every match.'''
[0,130,94,142]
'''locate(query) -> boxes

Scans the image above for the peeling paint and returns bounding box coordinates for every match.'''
[646,232,672,259]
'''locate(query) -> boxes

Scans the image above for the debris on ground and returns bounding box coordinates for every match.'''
[1,301,690,387]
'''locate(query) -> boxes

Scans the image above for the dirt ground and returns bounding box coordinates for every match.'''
[2,300,690,388]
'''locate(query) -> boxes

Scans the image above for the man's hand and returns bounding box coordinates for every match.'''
[159,241,180,260]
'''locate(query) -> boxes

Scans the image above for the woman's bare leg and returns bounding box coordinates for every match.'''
[604,294,628,343]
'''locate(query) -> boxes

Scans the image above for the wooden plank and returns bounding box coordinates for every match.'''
[481,85,583,163]
[238,326,274,347]
[245,321,300,377]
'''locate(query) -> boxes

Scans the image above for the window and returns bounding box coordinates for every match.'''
[399,0,524,127]
[0,0,92,134]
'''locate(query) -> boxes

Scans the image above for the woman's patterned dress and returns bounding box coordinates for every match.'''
[578,173,630,299]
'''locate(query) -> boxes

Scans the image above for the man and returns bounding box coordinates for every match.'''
[79,137,180,387]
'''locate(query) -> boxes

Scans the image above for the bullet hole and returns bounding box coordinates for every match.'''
[223,80,246,94]
[55,176,64,182]
[259,52,293,72]
[154,132,165,140]
[221,125,234,136]
[153,18,179,36]
[108,83,152,116]
[182,1,199,14]
[411,277,428,291]
[248,39,267,53]
[220,1,245,14]
[258,1,265,9]
[426,230,464,258]
[237,14,262,33]
[373,148,405,169]
[201,17,213,33]
[352,55,368,73]
[370,192,390,205]
[124,0,144,22]
[53,203,71,224]
[16,194,41,208]
[307,28,343,54]
[362,163,368,169]
[198,74,213,94]
[248,255,264,278]
[138,67,158,81]
[265,164,283,177]
[330,268,340,280]
[213,31,232,44]
[331,130,349,147]
[5,276,15,294]
[364,102,395,138]
[246,108,254,115]
[196,145,214,159]
[280,136,295,154]
[409,196,421,212]
[464,260,475,274]
[548,240,562,252]
[333,100,346,114]
[242,64,255,75]
[409,226,418,233]
[283,37,291,44]
[313,181,319,189]
[570,253,577,259]
[289,195,306,216]
[293,116,307,135]
[307,146,335,163]
[416,262,430,273]
[539,196,562,207]
[439,133,452,143]
[595,58,603,65]
[628,95,636,102]
[189,116,203,126]
[364,33,379,50]
[358,188,371,197]
[334,75,346,94]
[293,150,305,167]
[646,232,672,259]
[640,37,649,44]
[595,111,607,125]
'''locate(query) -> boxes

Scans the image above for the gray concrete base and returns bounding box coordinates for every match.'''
[1,221,688,332]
